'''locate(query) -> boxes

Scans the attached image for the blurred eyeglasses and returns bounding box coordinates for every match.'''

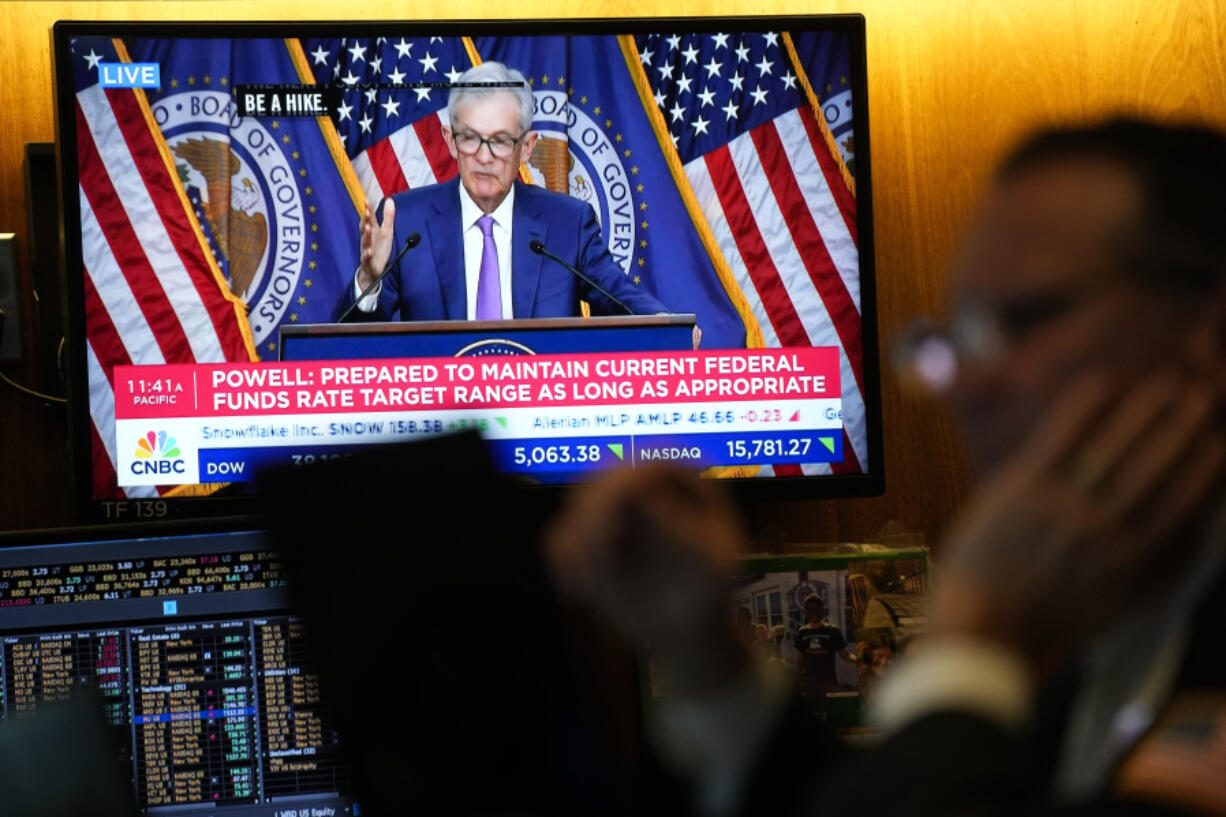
[891,317,977,395]
[893,288,1098,394]
[453,130,526,159]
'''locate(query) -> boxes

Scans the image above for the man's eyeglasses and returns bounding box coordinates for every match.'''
[892,288,1101,394]
[452,130,527,159]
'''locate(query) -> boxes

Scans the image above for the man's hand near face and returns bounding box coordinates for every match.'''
[357,198,396,291]
[931,369,1226,668]
[546,464,750,696]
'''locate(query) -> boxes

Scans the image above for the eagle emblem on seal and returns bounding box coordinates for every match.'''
[172,136,269,299]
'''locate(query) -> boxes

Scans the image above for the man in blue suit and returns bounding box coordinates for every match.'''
[335,61,671,323]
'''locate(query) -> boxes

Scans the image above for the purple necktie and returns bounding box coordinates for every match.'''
[475,214,502,320]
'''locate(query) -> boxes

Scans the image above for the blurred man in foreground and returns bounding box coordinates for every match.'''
[547,119,1226,816]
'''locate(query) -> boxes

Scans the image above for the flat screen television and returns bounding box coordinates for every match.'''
[52,16,880,522]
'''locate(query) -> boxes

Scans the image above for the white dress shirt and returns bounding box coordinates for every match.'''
[353,184,517,320]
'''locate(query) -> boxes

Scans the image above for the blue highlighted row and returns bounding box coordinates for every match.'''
[486,437,631,475]
[488,430,841,475]
[637,430,842,466]
[198,446,366,481]
[198,429,841,483]
[134,706,256,724]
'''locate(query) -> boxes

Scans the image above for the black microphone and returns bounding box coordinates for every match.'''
[337,232,421,323]
[529,239,635,315]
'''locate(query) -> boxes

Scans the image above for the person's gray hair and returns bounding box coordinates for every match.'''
[447,61,534,134]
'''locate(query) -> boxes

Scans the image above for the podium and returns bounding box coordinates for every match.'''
[278,313,698,361]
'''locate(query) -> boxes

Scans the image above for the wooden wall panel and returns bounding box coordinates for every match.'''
[2,0,1224,543]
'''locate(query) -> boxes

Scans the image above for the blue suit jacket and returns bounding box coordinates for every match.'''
[334,178,669,322]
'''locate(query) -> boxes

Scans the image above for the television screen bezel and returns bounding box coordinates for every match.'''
[52,14,881,524]
[0,515,266,551]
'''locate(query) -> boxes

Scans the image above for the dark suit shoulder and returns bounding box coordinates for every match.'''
[386,178,461,213]
[515,180,592,220]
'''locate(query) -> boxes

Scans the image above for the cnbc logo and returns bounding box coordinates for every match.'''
[131,431,186,475]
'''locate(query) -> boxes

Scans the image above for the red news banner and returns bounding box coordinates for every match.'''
[115,348,839,419]
[112,348,843,486]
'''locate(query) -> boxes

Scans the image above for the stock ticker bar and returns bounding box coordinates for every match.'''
[0,550,285,608]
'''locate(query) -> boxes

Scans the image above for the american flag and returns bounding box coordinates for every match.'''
[70,37,257,499]
[302,31,866,475]
[635,31,864,475]
[301,36,473,202]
